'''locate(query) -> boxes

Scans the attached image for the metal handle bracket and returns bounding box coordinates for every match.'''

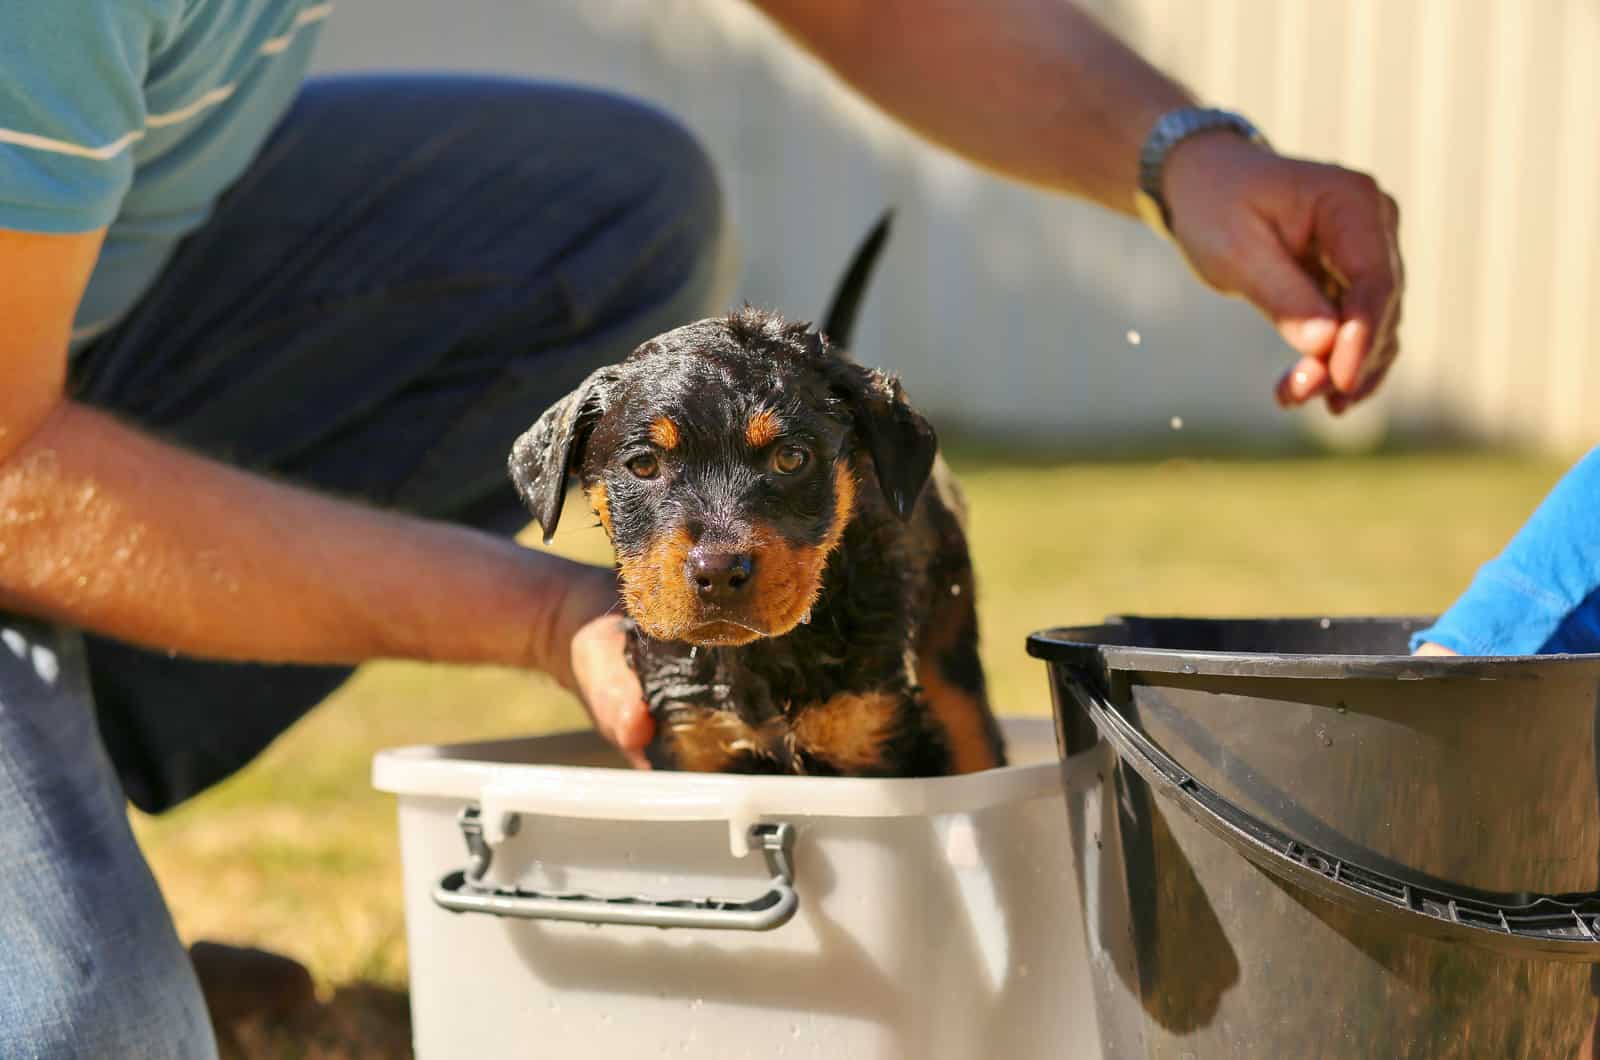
[432,807,799,931]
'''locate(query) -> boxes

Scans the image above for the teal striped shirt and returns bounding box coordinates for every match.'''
[0,1,329,344]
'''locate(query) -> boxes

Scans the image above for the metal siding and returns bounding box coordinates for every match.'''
[311,0,1600,454]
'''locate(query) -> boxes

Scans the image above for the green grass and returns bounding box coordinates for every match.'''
[130,448,1570,1057]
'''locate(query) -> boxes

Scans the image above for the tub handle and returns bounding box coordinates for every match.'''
[1066,673,1600,958]
[431,808,799,931]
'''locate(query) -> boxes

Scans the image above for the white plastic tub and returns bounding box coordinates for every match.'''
[373,716,1100,1059]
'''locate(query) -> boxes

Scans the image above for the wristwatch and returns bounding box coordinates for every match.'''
[1134,106,1270,238]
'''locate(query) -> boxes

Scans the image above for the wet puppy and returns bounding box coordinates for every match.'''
[510,219,1004,775]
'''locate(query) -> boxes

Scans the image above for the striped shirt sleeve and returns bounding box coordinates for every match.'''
[0,5,149,233]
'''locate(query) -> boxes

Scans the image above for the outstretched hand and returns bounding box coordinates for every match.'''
[1161,131,1405,415]
[539,564,655,769]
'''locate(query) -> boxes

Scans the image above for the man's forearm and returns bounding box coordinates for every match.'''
[751,0,1191,214]
[0,399,593,672]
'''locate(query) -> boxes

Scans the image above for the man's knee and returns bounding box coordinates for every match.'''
[525,84,731,325]
[0,932,215,1060]
[285,74,734,332]
[0,619,216,1057]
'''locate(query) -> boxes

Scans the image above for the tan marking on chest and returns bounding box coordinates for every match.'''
[664,707,768,772]
[789,691,901,772]
[649,416,680,450]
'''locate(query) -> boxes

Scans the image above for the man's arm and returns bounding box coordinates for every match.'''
[750,0,1404,412]
[0,228,651,762]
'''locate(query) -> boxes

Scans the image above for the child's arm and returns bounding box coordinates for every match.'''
[1413,448,1600,656]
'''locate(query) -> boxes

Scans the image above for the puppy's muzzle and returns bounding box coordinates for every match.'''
[687,547,755,604]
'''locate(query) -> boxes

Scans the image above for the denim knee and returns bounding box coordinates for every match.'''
[521,83,731,328]
[1,933,216,1060]
[0,618,216,1058]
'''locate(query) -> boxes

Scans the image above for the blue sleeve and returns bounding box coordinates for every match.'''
[1412,447,1600,656]
[0,5,149,233]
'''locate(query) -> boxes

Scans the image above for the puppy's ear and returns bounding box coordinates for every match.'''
[840,365,937,520]
[509,367,621,544]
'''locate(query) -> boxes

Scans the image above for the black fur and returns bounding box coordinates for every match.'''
[509,218,1004,776]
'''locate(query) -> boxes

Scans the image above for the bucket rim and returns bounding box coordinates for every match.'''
[1027,615,1600,680]
[371,715,1062,822]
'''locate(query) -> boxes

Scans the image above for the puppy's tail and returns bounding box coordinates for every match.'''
[820,209,893,349]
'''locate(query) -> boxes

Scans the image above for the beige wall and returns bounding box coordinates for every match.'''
[313,0,1600,455]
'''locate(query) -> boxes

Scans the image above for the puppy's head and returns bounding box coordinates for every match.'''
[510,308,937,646]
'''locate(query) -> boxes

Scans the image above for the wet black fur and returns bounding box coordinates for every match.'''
[509,216,1004,776]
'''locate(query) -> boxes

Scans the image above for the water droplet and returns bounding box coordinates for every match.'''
[949,583,962,596]
[799,608,812,625]
[1126,329,1142,345]
[1319,617,1333,630]
[1335,701,1348,714]
[1180,664,1196,674]
[689,646,698,661]
[1169,416,1184,431]
[1317,727,1333,747]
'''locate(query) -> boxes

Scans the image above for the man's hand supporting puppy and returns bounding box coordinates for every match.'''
[1,0,1404,769]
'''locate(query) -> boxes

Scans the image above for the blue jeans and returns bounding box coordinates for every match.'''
[2,74,723,1055]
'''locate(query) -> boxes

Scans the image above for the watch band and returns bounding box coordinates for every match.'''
[1135,107,1269,237]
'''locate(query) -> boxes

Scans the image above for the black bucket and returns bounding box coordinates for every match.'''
[1029,617,1600,1059]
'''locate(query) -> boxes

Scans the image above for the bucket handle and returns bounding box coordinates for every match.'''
[1065,672,1600,959]
[431,807,799,932]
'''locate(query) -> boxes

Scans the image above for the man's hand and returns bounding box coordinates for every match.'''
[1162,132,1404,415]
[539,563,655,768]
[752,0,1408,413]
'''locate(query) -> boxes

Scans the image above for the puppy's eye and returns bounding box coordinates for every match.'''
[626,454,660,480]
[771,444,810,475]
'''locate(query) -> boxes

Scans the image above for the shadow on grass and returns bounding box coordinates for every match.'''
[218,983,411,1060]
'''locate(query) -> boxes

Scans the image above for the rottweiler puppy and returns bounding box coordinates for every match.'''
[509,217,1004,776]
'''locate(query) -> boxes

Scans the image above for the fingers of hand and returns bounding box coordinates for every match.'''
[571,615,654,768]
[1276,355,1331,408]
[1208,215,1341,367]
[1318,181,1403,395]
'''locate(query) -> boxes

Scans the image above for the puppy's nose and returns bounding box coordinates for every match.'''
[687,549,754,601]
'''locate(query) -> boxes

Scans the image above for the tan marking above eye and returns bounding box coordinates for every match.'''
[745,408,782,448]
[649,417,680,450]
